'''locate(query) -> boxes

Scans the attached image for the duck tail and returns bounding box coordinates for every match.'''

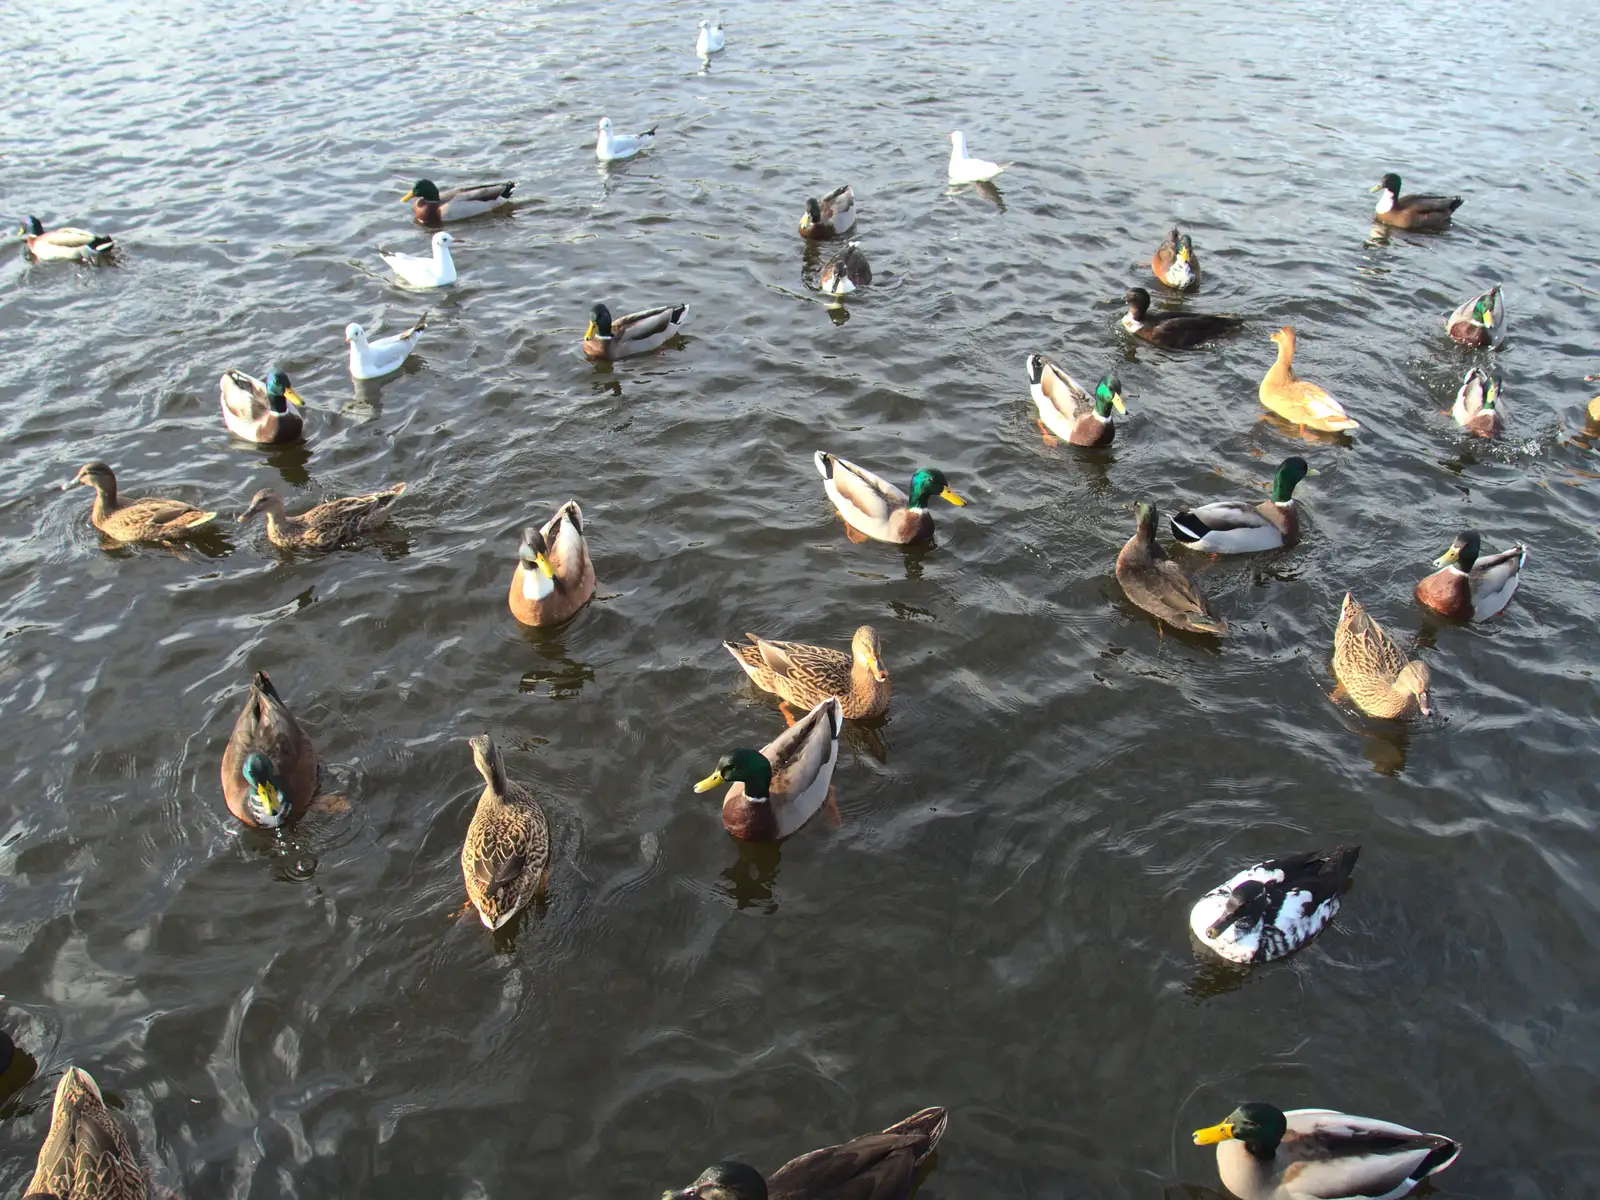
[88,234,115,253]
[1168,511,1207,544]
[882,1107,949,1161]
[1187,612,1228,636]
[813,450,835,480]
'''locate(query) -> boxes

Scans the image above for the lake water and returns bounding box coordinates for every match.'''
[2,0,1598,1196]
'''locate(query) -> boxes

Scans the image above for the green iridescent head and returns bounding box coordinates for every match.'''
[1272,456,1312,502]
[908,468,967,510]
[1094,374,1126,418]
[694,749,772,800]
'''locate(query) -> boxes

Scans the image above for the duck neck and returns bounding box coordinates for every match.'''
[1266,337,1297,385]
[90,479,118,519]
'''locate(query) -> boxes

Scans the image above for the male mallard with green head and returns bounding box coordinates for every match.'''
[1415,531,1526,621]
[401,178,515,226]
[1451,366,1502,437]
[814,452,966,544]
[1169,458,1313,553]
[221,671,317,829]
[1445,284,1503,347]
[19,215,114,261]
[1025,354,1125,447]
[219,369,305,444]
[694,696,841,841]
[1151,226,1199,290]
[798,185,855,239]
[582,302,690,360]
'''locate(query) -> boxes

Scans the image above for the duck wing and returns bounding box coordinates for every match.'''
[1028,354,1093,423]
[1280,1109,1460,1199]
[817,453,901,524]
[614,304,685,341]
[770,1108,948,1200]
[440,181,515,203]
[220,370,267,421]
[1397,192,1462,214]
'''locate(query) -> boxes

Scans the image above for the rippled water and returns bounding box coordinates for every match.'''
[2,0,1598,1196]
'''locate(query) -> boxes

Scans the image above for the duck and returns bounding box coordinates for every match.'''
[1451,366,1502,437]
[695,18,725,55]
[1371,172,1462,230]
[401,178,515,226]
[23,1066,151,1200]
[461,734,549,930]
[1190,846,1360,964]
[1169,457,1312,553]
[723,625,891,721]
[380,231,456,288]
[668,1107,948,1200]
[1151,226,1199,290]
[508,501,596,627]
[1259,326,1359,431]
[1116,502,1226,634]
[595,117,657,162]
[948,131,1008,183]
[1415,531,1526,621]
[582,302,689,360]
[814,451,966,544]
[1025,354,1125,447]
[1121,287,1242,349]
[71,462,218,543]
[18,215,114,261]
[238,483,406,551]
[798,185,856,239]
[1194,1103,1459,1200]
[1333,593,1433,718]
[346,313,427,380]
[1445,284,1503,347]
[219,369,305,444]
[694,696,842,841]
[1587,373,1600,422]
[221,671,317,829]
[819,242,871,295]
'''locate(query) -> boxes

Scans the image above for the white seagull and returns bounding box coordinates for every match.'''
[380,231,456,288]
[596,117,657,162]
[695,19,725,56]
[346,314,427,380]
[947,131,1009,184]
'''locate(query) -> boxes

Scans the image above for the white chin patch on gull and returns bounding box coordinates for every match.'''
[1375,191,1395,214]
[522,567,555,601]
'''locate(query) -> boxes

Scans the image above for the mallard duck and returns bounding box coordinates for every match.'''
[1121,287,1242,349]
[1151,226,1199,290]
[668,1107,948,1200]
[401,178,515,226]
[19,215,114,261]
[1259,326,1359,431]
[1415,531,1526,621]
[1371,172,1462,230]
[1587,373,1600,422]
[694,696,841,841]
[948,131,1008,183]
[814,452,966,544]
[238,484,406,551]
[1116,502,1226,634]
[24,1067,150,1200]
[71,462,218,543]
[595,117,657,162]
[220,671,316,830]
[380,231,455,288]
[1190,846,1359,964]
[582,302,689,360]
[219,369,304,444]
[798,185,855,239]
[508,501,596,627]
[461,734,549,930]
[1451,366,1502,437]
[1169,457,1312,553]
[723,625,890,721]
[346,313,427,380]
[1333,593,1432,718]
[1025,354,1125,447]
[695,18,725,55]
[1445,284,1503,347]
[1194,1103,1459,1200]
[819,242,871,295]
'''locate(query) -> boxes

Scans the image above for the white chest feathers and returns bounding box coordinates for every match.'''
[522,567,555,601]
[1375,191,1396,214]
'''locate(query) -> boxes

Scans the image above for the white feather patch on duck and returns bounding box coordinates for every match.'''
[1190,846,1359,964]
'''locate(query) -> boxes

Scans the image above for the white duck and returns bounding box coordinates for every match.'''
[380,231,456,288]
[346,313,427,380]
[948,131,1009,183]
[695,19,725,55]
[1190,846,1359,964]
[596,117,657,162]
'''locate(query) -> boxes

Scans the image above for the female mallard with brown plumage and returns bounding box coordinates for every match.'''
[1116,502,1226,634]
[508,501,595,627]
[798,184,855,239]
[1151,226,1199,290]
[219,369,304,444]
[667,1106,947,1200]
[1259,327,1359,432]
[71,462,218,543]
[1415,531,1526,621]
[238,484,405,551]
[1025,354,1125,447]
[1169,457,1313,553]
[814,452,967,544]
[723,625,890,721]
[1445,285,1503,347]
[694,696,841,841]
[221,671,317,830]
[1371,172,1462,230]
[24,1066,150,1200]
[1451,366,1502,437]
[582,302,689,360]
[401,178,515,226]
[1332,593,1433,718]
[1121,287,1241,349]
[461,734,549,931]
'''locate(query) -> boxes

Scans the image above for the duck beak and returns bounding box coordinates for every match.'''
[255,781,283,820]
[1482,308,1494,326]
[1178,246,1189,262]
[284,388,305,408]
[1417,691,1434,717]
[1111,393,1127,414]
[400,189,416,202]
[1369,182,1383,192]
[940,487,967,506]
[1193,1120,1235,1146]
[584,320,599,339]
[535,552,555,579]
[693,770,724,794]
[866,653,888,682]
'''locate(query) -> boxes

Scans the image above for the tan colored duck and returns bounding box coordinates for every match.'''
[238,484,405,551]
[1451,366,1502,437]
[798,184,855,239]
[667,1107,948,1200]
[1116,502,1226,634]
[1445,285,1503,347]
[1371,172,1462,230]
[1151,226,1199,290]
[461,734,549,931]
[401,178,515,226]
[221,671,317,829]
[72,462,218,543]
[1587,373,1600,422]
[1025,354,1125,447]
[694,696,841,841]
[24,1066,150,1200]
[814,452,966,544]
[219,369,304,444]
[723,625,890,720]
[1415,531,1526,621]
[1259,327,1359,432]
[582,302,689,360]
[1333,593,1432,718]
[508,501,595,627]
